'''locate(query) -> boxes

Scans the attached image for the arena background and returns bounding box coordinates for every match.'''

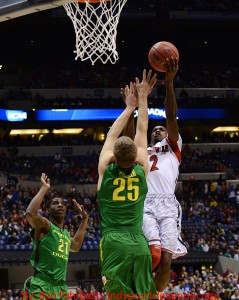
[0,0,239,296]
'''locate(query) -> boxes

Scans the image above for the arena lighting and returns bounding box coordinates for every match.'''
[9,129,49,135]
[212,126,239,132]
[52,128,84,134]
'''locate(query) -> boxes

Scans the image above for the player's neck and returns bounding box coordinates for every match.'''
[152,138,161,146]
[49,217,64,230]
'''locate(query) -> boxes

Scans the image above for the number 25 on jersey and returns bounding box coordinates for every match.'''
[113,178,139,201]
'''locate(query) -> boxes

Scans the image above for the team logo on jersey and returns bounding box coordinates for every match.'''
[147,144,169,154]
[119,169,136,178]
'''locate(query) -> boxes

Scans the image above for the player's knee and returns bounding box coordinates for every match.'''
[150,244,161,270]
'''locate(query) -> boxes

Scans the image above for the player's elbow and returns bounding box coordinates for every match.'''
[74,244,81,252]
[25,208,38,221]
[70,247,79,253]
[25,211,37,222]
[25,211,33,219]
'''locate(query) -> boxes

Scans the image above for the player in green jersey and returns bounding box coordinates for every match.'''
[97,69,158,300]
[22,173,88,300]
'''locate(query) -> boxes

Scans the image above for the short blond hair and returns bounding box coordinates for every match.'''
[113,136,137,168]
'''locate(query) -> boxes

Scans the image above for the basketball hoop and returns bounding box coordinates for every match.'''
[63,0,127,65]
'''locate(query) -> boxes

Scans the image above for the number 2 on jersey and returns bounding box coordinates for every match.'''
[113,178,139,201]
[150,155,159,172]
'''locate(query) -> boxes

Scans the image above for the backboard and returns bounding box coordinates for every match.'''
[0,0,72,22]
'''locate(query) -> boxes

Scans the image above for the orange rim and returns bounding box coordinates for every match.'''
[78,0,110,3]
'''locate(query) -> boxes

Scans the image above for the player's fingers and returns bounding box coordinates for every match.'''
[129,82,134,92]
[135,77,139,85]
[150,73,157,84]
[142,69,147,81]
[146,69,152,81]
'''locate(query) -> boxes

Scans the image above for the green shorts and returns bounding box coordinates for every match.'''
[23,273,69,300]
[100,230,157,299]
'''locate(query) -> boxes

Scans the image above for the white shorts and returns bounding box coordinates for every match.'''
[143,193,188,259]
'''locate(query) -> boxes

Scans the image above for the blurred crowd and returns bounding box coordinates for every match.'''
[2,59,239,91]
[125,0,239,11]
[0,145,239,297]
[0,170,239,253]
[0,59,238,111]
[178,180,239,259]
[165,0,239,11]
[1,145,239,187]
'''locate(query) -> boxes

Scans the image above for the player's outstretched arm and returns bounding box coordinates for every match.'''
[25,173,51,232]
[164,57,179,141]
[135,69,157,174]
[98,87,137,188]
[121,86,136,140]
[70,199,88,252]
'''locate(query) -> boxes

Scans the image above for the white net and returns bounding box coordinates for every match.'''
[63,0,127,65]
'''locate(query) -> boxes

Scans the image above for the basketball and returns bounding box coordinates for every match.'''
[148,41,179,72]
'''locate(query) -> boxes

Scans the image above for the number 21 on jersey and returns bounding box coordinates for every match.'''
[58,238,69,254]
